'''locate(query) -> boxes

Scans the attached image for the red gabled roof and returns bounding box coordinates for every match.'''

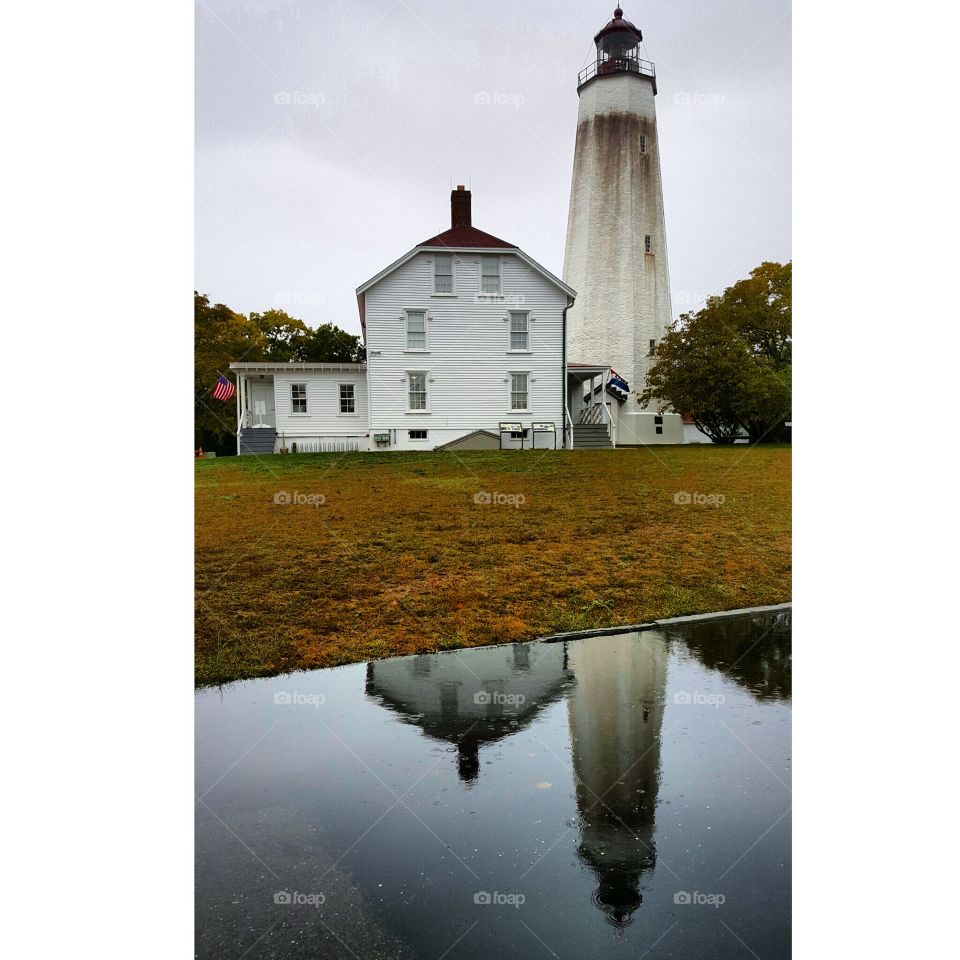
[417,225,517,249]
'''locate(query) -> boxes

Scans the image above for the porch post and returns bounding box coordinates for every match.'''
[235,372,241,455]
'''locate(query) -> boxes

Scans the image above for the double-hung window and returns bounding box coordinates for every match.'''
[408,372,428,411]
[434,255,453,294]
[291,383,307,414]
[480,256,501,295]
[510,372,529,411]
[509,311,529,351]
[406,310,427,350]
[339,383,355,414]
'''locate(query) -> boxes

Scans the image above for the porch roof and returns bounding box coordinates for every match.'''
[229,362,367,374]
[567,362,611,383]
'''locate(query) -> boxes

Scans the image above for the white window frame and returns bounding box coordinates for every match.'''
[408,429,429,441]
[406,370,430,413]
[508,371,530,413]
[507,311,531,353]
[337,382,357,416]
[480,255,502,295]
[404,309,429,352]
[291,382,308,415]
[433,254,455,296]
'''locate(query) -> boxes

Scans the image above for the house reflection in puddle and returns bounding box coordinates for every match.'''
[566,631,667,927]
[365,643,573,784]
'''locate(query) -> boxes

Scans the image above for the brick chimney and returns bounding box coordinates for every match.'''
[451,185,471,228]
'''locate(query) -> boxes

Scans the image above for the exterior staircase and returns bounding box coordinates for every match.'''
[239,427,277,456]
[572,408,613,448]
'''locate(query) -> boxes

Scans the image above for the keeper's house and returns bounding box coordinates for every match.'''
[231,188,675,454]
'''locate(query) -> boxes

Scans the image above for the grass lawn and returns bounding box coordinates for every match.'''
[195,446,790,686]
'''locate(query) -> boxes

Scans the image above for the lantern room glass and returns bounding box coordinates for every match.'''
[598,28,638,64]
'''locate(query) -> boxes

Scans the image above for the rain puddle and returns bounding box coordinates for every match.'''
[196,610,791,958]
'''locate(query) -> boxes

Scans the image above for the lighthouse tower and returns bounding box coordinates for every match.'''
[563,8,676,443]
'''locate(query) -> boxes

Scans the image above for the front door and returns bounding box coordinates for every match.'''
[248,380,275,428]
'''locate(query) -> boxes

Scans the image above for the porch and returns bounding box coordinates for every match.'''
[565,363,620,449]
[232,369,277,455]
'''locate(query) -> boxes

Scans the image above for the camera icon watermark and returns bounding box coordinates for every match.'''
[274,890,325,907]
[274,491,326,507]
[474,691,526,706]
[473,91,526,109]
[474,890,525,908]
[274,290,325,308]
[673,491,725,507]
[273,90,326,107]
[473,491,526,508]
[673,691,726,707]
[673,91,727,107]
[274,691,326,708]
[674,890,725,908]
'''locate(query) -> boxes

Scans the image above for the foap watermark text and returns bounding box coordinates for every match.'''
[673,491,725,507]
[274,691,326,708]
[474,491,526,508]
[274,491,326,507]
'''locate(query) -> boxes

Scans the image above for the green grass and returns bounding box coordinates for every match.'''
[196,446,791,686]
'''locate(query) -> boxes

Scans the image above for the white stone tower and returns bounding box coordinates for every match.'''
[563,7,674,438]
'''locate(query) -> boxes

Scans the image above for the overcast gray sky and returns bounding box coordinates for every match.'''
[196,0,790,336]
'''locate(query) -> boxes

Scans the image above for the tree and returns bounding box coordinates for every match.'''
[299,322,365,363]
[195,293,367,453]
[641,262,791,443]
[250,309,312,362]
[194,292,267,453]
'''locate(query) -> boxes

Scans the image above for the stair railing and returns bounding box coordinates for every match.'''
[600,401,617,448]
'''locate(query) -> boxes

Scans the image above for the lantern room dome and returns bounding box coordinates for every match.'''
[594,7,642,45]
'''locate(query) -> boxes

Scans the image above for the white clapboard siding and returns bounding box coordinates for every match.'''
[364,251,567,449]
[273,371,369,439]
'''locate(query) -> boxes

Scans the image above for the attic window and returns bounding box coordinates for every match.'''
[434,254,453,294]
[480,256,501,295]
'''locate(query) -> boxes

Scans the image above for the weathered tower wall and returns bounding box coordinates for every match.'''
[563,72,675,439]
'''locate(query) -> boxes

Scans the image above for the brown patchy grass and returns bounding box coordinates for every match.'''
[195,446,791,686]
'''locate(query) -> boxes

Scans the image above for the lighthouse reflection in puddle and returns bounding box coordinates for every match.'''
[567,633,666,927]
[366,632,667,927]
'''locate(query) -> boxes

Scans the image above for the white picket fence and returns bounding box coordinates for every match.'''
[291,440,362,454]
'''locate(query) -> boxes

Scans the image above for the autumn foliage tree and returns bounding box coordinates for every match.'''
[640,262,791,443]
[195,293,365,453]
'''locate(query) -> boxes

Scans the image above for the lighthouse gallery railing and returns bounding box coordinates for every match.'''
[577,57,656,92]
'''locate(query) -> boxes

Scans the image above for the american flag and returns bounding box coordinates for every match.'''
[211,374,236,401]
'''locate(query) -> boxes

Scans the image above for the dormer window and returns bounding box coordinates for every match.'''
[434,254,453,294]
[480,256,501,295]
